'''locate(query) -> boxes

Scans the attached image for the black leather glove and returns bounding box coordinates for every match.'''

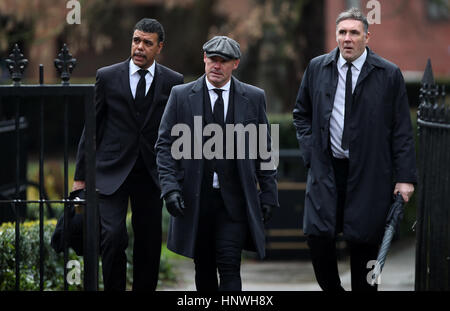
[164,190,185,217]
[261,204,273,224]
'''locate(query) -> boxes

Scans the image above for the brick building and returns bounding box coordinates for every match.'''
[325,0,450,80]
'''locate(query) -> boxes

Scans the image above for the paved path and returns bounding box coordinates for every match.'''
[159,237,415,291]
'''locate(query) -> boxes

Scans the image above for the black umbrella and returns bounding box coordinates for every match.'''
[370,192,405,286]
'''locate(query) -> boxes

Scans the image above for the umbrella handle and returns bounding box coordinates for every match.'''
[394,192,404,203]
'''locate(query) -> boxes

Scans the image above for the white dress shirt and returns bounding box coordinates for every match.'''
[205,77,231,188]
[129,59,156,98]
[330,48,367,159]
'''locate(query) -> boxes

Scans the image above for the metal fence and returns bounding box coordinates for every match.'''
[0,44,98,290]
[415,59,450,291]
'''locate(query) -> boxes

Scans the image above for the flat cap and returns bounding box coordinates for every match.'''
[203,36,241,60]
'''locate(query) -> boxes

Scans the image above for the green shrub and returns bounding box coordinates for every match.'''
[0,220,82,290]
[0,218,178,290]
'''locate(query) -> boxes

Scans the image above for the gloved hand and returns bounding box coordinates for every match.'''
[261,204,273,224]
[164,190,185,217]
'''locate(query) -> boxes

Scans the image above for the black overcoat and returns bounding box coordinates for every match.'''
[156,75,279,259]
[293,47,417,244]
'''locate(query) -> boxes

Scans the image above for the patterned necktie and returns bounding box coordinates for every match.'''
[213,88,224,126]
[341,62,352,150]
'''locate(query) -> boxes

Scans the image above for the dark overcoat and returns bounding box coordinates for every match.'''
[156,75,279,259]
[293,47,417,244]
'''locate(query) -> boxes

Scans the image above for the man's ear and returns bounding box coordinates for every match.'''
[365,31,371,44]
[233,59,240,70]
[158,41,164,53]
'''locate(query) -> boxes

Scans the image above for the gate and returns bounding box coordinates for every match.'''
[0,44,98,290]
[415,59,450,290]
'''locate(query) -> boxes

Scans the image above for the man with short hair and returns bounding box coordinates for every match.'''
[156,36,278,291]
[73,18,183,291]
[293,8,417,291]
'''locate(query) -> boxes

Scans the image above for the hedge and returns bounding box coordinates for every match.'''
[0,216,177,290]
[0,220,82,290]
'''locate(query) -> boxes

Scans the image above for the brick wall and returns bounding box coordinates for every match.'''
[325,0,450,79]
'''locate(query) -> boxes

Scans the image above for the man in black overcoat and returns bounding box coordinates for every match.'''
[293,8,417,291]
[156,36,278,291]
[73,18,183,291]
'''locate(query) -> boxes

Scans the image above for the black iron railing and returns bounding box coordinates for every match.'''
[415,59,450,291]
[0,44,98,290]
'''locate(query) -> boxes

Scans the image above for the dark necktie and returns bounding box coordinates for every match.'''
[213,88,224,126]
[341,62,352,150]
[135,69,148,110]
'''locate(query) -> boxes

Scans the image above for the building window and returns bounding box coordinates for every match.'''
[427,0,449,20]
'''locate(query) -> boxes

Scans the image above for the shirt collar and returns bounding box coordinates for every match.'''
[205,77,231,92]
[129,59,155,77]
[338,47,367,71]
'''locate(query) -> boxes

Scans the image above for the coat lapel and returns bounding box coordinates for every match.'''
[187,76,205,153]
[119,59,138,123]
[232,77,248,126]
[321,49,339,152]
[323,49,339,118]
[230,77,250,186]
[355,60,374,90]
[142,63,163,128]
[189,75,205,117]
[355,48,384,91]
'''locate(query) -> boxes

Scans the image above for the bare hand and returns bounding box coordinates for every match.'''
[394,183,414,203]
[72,180,86,191]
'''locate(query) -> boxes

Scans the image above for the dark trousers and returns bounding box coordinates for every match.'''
[194,189,248,291]
[99,155,162,291]
[307,157,379,292]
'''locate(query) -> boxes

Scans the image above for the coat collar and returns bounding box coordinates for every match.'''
[188,75,248,125]
[323,47,387,89]
[323,47,386,69]
[190,75,247,96]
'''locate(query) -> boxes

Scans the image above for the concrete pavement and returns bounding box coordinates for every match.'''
[159,237,416,291]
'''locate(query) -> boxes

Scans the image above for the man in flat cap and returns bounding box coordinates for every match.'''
[156,36,278,291]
